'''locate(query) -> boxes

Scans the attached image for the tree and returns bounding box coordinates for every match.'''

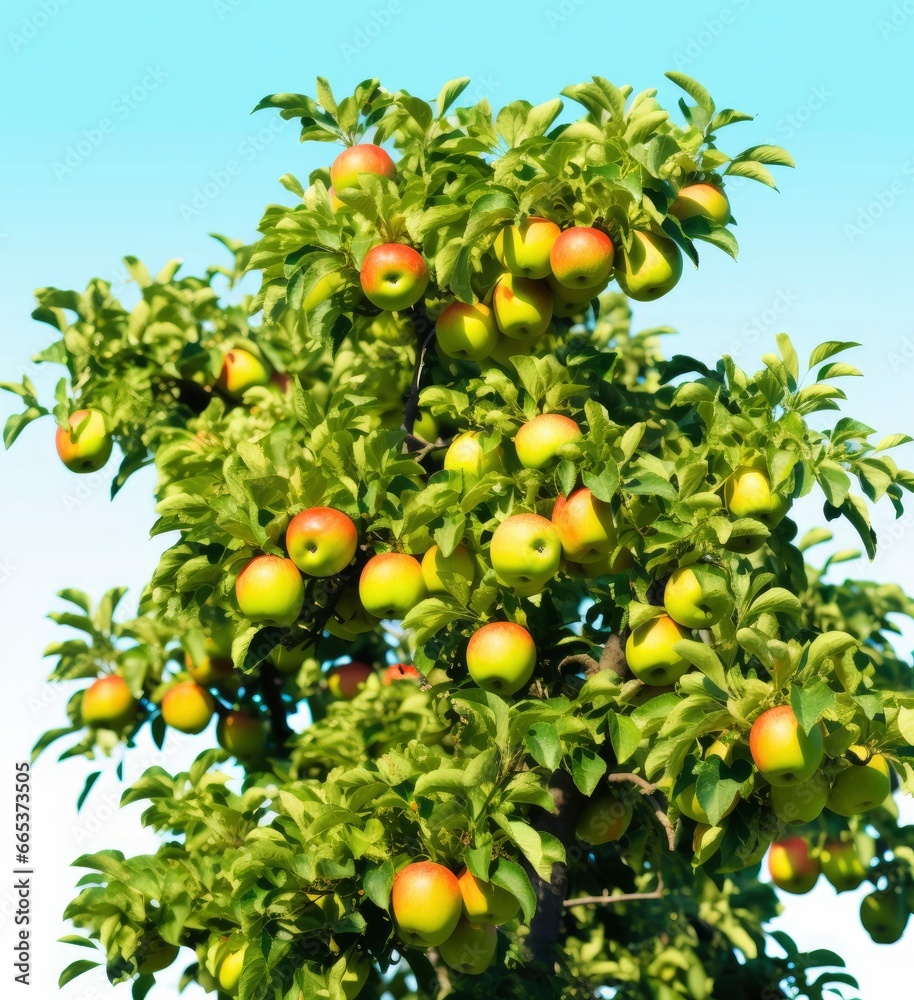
[4,72,914,1000]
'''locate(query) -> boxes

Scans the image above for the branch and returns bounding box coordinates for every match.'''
[260,660,292,746]
[607,772,676,851]
[557,653,600,675]
[564,876,664,908]
[598,632,628,678]
[401,302,436,440]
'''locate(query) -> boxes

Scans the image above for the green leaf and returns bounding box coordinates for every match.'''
[570,746,607,796]
[665,71,714,114]
[744,588,803,623]
[437,77,471,117]
[362,861,395,910]
[790,680,836,734]
[808,341,860,368]
[674,640,729,694]
[731,144,795,168]
[59,959,101,987]
[607,712,641,764]
[525,723,562,771]
[491,859,536,923]
[725,160,778,188]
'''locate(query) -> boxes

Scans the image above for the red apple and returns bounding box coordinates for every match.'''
[359,553,427,619]
[551,488,617,563]
[55,409,112,473]
[382,663,421,685]
[360,244,429,312]
[768,837,820,894]
[327,662,374,699]
[750,705,824,787]
[81,675,137,728]
[235,555,305,625]
[549,226,614,289]
[286,507,358,577]
[330,143,396,191]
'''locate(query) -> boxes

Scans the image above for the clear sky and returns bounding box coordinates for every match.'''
[1,0,913,996]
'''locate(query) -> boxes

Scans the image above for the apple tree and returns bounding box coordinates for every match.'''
[5,73,914,1000]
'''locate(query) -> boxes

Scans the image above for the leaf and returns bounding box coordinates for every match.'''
[491,859,536,923]
[437,77,471,117]
[674,640,728,694]
[362,861,395,910]
[524,723,562,771]
[59,959,101,987]
[665,71,714,114]
[808,341,860,368]
[897,707,914,745]
[570,746,607,796]
[76,771,101,812]
[607,713,641,764]
[732,144,795,168]
[725,160,778,189]
[790,680,836,735]
[744,588,802,623]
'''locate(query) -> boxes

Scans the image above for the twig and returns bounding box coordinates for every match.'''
[598,633,628,678]
[606,773,676,851]
[557,653,601,675]
[401,302,436,439]
[564,877,664,908]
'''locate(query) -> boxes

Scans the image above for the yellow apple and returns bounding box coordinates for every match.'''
[358,552,427,619]
[768,837,819,894]
[663,563,732,629]
[489,513,562,596]
[457,869,520,925]
[625,615,691,686]
[749,705,824,787]
[421,543,475,594]
[391,862,463,947]
[438,918,498,975]
[613,230,683,301]
[494,215,560,278]
[492,274,553,340]
[466,621,536,695]
[55,408,112,473]
[514,414,582,470]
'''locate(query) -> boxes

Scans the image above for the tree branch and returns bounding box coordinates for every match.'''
[260,660,292,746]
[557,653,601,675]
[598,632,628,678]
[606,772,676,851]
[401,302,436,440]
[564,876,664,908]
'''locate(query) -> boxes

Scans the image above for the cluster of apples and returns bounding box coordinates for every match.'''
[390,861,520,975]
[768,836,909,944]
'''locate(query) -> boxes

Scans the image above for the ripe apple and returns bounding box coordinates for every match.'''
[435,301,499,361]
[137,941,179,975]
[360,244,429,312]
[359,552,427,619]
[81,675,137,728]
[489,513,562,596]
[327,662,374,699]
[551,488,616,563]
[235,555,305,625]
[860,891,908,944]
[216,348,271,398]
[218,945,246,993]
[768,837,820,894]
[56,409,112,473]
[438,918,498,975]
[820,838,872,893]
[547,273,607,317]
[494,216,560,279]
[443,432,503,477]
[663,563,732,629]
[624,615,691,686]
[382,663,421,684]
[749,705,824,787]
[826,751,891,816]
[669,183,730,226]
[613,230,683,301]
[391,861,463,947]
[325,585,379,639]
[466,621,536,695]
[492,273,553,340]
[161,681,215,735]
[576,792,633,845]
[330,143,396,190]
[302,271,345,312]
[514,413,582,470]
[421,543,475,594]
[217,711,267,758]
[769,771,831,824]
[724,466,788,525]
[286,506,358,577]
[549,226,614,288]
[185,645,235,688]
[457,869,520,924]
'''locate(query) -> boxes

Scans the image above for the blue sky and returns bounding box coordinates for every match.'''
[1,0,913,996]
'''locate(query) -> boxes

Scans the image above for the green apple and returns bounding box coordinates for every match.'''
[216,348,271,398]
[492,273,553,340]
[625,615,691,686]
[438,918,498,975]
[547,273,607,317]
[514,413,582,470]
[768,837,819,894]
[576,792,633,845]
[81,675,137,728]
[457,868,520,925]
[827,751,891,816]
[551,487,617,563]
[489,513,562,596]
[327,662,374,699]
[330,143,396,190]
[724,466,788,525]
[494,215,560,278]
[443,432,503,477]
[749,705,824,787]
[218,945,246,993]
[286,506,358,577]
[235,555,305,625]
[217,711,267,758]
[860,891,908,944]
[55,408,112,473]
[613,230,683,301]
[161,681,215,735]
[669,183,730,226]
[770,771,831,824]
[821,837,873,893]
[360,243,429,311]
[302,271,344,312]
[391,861,463,947]
[421,543,475,594]
[358,552,427,619]
[486,332,544,367]
[466,621,536,695]
[435,301,499,361]
[663,563,732,629]
[549,226,614,288]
